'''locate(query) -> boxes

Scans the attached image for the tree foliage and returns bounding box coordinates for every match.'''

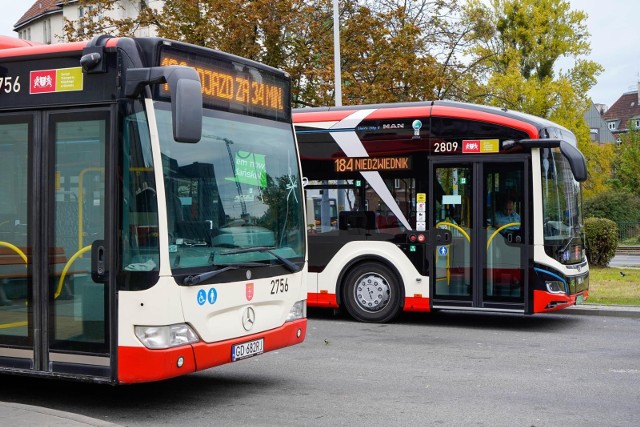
[62,0,479,107]
[62,0,146,40]
[463,0,602,124]
[612,124,640,195]
[580,141,615,200]
[584,217,618,267]
[584,191,640,224]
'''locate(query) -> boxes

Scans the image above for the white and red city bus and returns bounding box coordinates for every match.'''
[294,102,588,322]
[0,35,306,383]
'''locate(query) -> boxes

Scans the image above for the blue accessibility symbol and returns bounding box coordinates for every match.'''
[208,288,218,305]
[197,289,207,306]
[438,246,448,256]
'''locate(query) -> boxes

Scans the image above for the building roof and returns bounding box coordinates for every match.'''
[602,90,640,133]
[584,103,616,143]
[14,0,62,30]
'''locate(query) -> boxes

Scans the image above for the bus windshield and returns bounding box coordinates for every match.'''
[155,103,305,270]
[541,147,584,264]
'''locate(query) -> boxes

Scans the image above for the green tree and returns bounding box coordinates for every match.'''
[584,191,640,224]
[463,0,603,195]
[613,124,640,195]
[61,0,147,40]
[584,217,618,267]
[463,0,602,123]
[61,0,475,107]
[580,141,615,200]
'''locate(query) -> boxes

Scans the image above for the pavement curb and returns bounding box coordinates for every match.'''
[563,304,640,318]
[0,401,121,426]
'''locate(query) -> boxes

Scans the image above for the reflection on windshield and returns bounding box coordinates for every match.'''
[155,103,305,269]
[541,147,584,264]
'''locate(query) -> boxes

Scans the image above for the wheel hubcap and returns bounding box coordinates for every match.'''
[353,272,391,312]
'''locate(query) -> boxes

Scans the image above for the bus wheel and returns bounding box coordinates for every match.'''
[342,262,401,323]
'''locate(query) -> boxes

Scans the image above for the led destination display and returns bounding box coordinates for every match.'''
[335,156,411,173]
[159,46,290,120]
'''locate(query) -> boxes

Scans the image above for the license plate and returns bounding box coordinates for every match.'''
[576,294,584,305]
[232,338,264,361]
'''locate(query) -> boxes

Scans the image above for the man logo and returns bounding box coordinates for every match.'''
[382,123,404,129]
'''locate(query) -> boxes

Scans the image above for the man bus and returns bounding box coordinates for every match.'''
[294,102,588,322]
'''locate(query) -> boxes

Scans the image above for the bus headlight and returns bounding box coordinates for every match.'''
[134,323,200,349]
[286,300,307,322]
[545,280,566,294]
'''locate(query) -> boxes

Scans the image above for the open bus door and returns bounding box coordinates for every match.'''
[0,109,113,380]
[429,156,530,313]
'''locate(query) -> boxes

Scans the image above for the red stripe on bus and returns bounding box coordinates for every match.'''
[0,41,88,59]
[118,345,197,384]
[118,319,306,384]
[307,292,339,308]
[533,289,589,313]
[366,106,430,120]
[293,110,358,123]
[431,106,539,138]
[403,296,431,312]
[193,319,306,371]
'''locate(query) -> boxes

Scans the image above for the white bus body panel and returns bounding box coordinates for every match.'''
[311,241,429,299]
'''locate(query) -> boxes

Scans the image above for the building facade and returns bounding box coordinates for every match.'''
[14,0,163,44]
[584,103,616,144]
[602,83,640,140]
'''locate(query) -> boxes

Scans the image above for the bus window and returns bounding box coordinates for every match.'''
[52,112,109,351]
[120,107,160,289]
[0,118,30,344]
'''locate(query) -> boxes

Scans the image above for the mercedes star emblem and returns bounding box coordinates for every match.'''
[242,306,256,331]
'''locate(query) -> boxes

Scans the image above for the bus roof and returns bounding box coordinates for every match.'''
[0,35,91,58]
[293,100,573,141]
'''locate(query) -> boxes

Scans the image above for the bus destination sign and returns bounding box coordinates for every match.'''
[335,156,411,173]
[159,47,290,121]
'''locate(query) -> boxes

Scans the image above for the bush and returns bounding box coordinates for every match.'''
[585,217,618,267]
[583,190,640,223]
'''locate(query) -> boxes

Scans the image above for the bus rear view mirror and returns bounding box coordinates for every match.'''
[124,66,203,143]
[512,139,587,182]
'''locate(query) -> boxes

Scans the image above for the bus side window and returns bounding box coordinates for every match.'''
[339,211,375,233]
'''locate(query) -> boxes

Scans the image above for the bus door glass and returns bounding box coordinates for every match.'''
[431,164,473,302]
[0,110,111,374]
[483,161,527,306]
[49,111,110,366]
[430,159,527,309]
[0,115,32,358]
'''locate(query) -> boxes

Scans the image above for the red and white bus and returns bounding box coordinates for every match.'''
[294,102,589,322]
[0,35,306,384]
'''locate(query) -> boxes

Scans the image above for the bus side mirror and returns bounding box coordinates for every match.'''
[125,65,203,143]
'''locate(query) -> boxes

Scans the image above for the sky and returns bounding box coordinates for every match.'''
[0,0,639,109]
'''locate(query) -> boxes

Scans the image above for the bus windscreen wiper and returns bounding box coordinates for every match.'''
[221,246,301,273]
[182,262,264,286]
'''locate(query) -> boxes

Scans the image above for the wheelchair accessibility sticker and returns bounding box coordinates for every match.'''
[197,288,218,306]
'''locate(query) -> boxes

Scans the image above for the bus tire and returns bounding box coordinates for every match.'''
[342,262,402,323]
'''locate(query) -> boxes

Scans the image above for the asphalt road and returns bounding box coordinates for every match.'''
[1,309,639,426]
[609,254,640,268]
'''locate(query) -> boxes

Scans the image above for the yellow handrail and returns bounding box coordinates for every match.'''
[56,245,92,299]
[434,222,471,287]
[0,241,28,329]
[435,221,471,242]
[486,222,521,250]
[0,241,28,264]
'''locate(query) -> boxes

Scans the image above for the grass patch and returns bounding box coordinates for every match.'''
[587,267,640,305]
